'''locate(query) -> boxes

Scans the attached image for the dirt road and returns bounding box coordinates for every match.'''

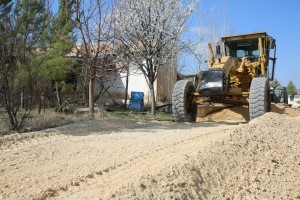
[1,106,300,199]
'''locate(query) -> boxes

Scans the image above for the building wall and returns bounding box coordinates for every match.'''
[92,63,176,105]
[94,64,151,104]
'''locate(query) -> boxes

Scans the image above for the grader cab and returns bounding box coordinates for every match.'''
[172,32,277,121]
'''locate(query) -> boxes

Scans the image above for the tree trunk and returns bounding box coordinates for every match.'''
[83,76,88,107]
[55,81,62,110]
[124,66,129,107]
[20,91,24,109]
[89,77,95,114]
[7,112,17,131]
[38,96,42,114]
[149,82,156,116]
[43,96,46,113]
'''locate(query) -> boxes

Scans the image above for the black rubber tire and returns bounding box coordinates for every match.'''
[249,77,271,120]
[172,80,196,122]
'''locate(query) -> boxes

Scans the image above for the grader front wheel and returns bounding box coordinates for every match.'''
[249,77,271,120]
[172,80,197,122]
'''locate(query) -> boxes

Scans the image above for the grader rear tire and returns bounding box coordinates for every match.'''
[172,80,196,122]
[249,77,271,120]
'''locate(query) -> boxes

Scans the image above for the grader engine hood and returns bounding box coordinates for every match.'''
[198,57,241,95]
[198,69,226,95]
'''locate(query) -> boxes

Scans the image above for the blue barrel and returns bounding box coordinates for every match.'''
[128,92,144,111]
[131,92,144,101]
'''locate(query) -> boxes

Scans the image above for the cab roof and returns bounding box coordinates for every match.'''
[221,32,272,42]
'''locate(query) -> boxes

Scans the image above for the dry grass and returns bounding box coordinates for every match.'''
[0,117,9,135]
[0,109,94,135]
[25,112,93,131]
[0,106,172,135]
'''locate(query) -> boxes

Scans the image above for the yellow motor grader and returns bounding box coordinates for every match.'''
[172,32,277,121]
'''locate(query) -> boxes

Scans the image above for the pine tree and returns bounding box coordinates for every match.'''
[43,0,75,110]
[0,0,49,131]
[287,80,297,95]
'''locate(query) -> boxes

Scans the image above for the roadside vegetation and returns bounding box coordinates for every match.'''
[0,109,90,135]
[0,106,173,135]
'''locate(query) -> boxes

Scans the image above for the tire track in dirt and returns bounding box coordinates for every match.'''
[1,124,237,200]
[47,127,233,200]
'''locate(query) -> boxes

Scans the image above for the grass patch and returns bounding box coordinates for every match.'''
[153,111,174,121]
[297,100,300,104]
[108,111,148,120]
[107,106,173,121]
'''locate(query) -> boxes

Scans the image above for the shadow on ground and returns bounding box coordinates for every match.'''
[47,118,243,136]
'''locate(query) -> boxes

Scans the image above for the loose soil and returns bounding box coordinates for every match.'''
[0,105,300,199]
[199,103,300,122]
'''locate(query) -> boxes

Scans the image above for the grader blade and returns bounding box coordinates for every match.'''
[196,103,235,122]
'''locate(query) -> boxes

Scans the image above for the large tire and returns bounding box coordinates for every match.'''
[172,80,196,122]
[249,77,271,120]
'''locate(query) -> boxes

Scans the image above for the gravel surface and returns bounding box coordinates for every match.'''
[0,105,299,200]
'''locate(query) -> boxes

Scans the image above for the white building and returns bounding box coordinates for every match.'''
[95,63,177,105]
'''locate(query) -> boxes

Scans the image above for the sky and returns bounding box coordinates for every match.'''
[185,0,300,88]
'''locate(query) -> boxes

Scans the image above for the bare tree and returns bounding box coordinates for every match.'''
[74,0,116,113]
[193,0,232,72]
[114,0,196,116]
